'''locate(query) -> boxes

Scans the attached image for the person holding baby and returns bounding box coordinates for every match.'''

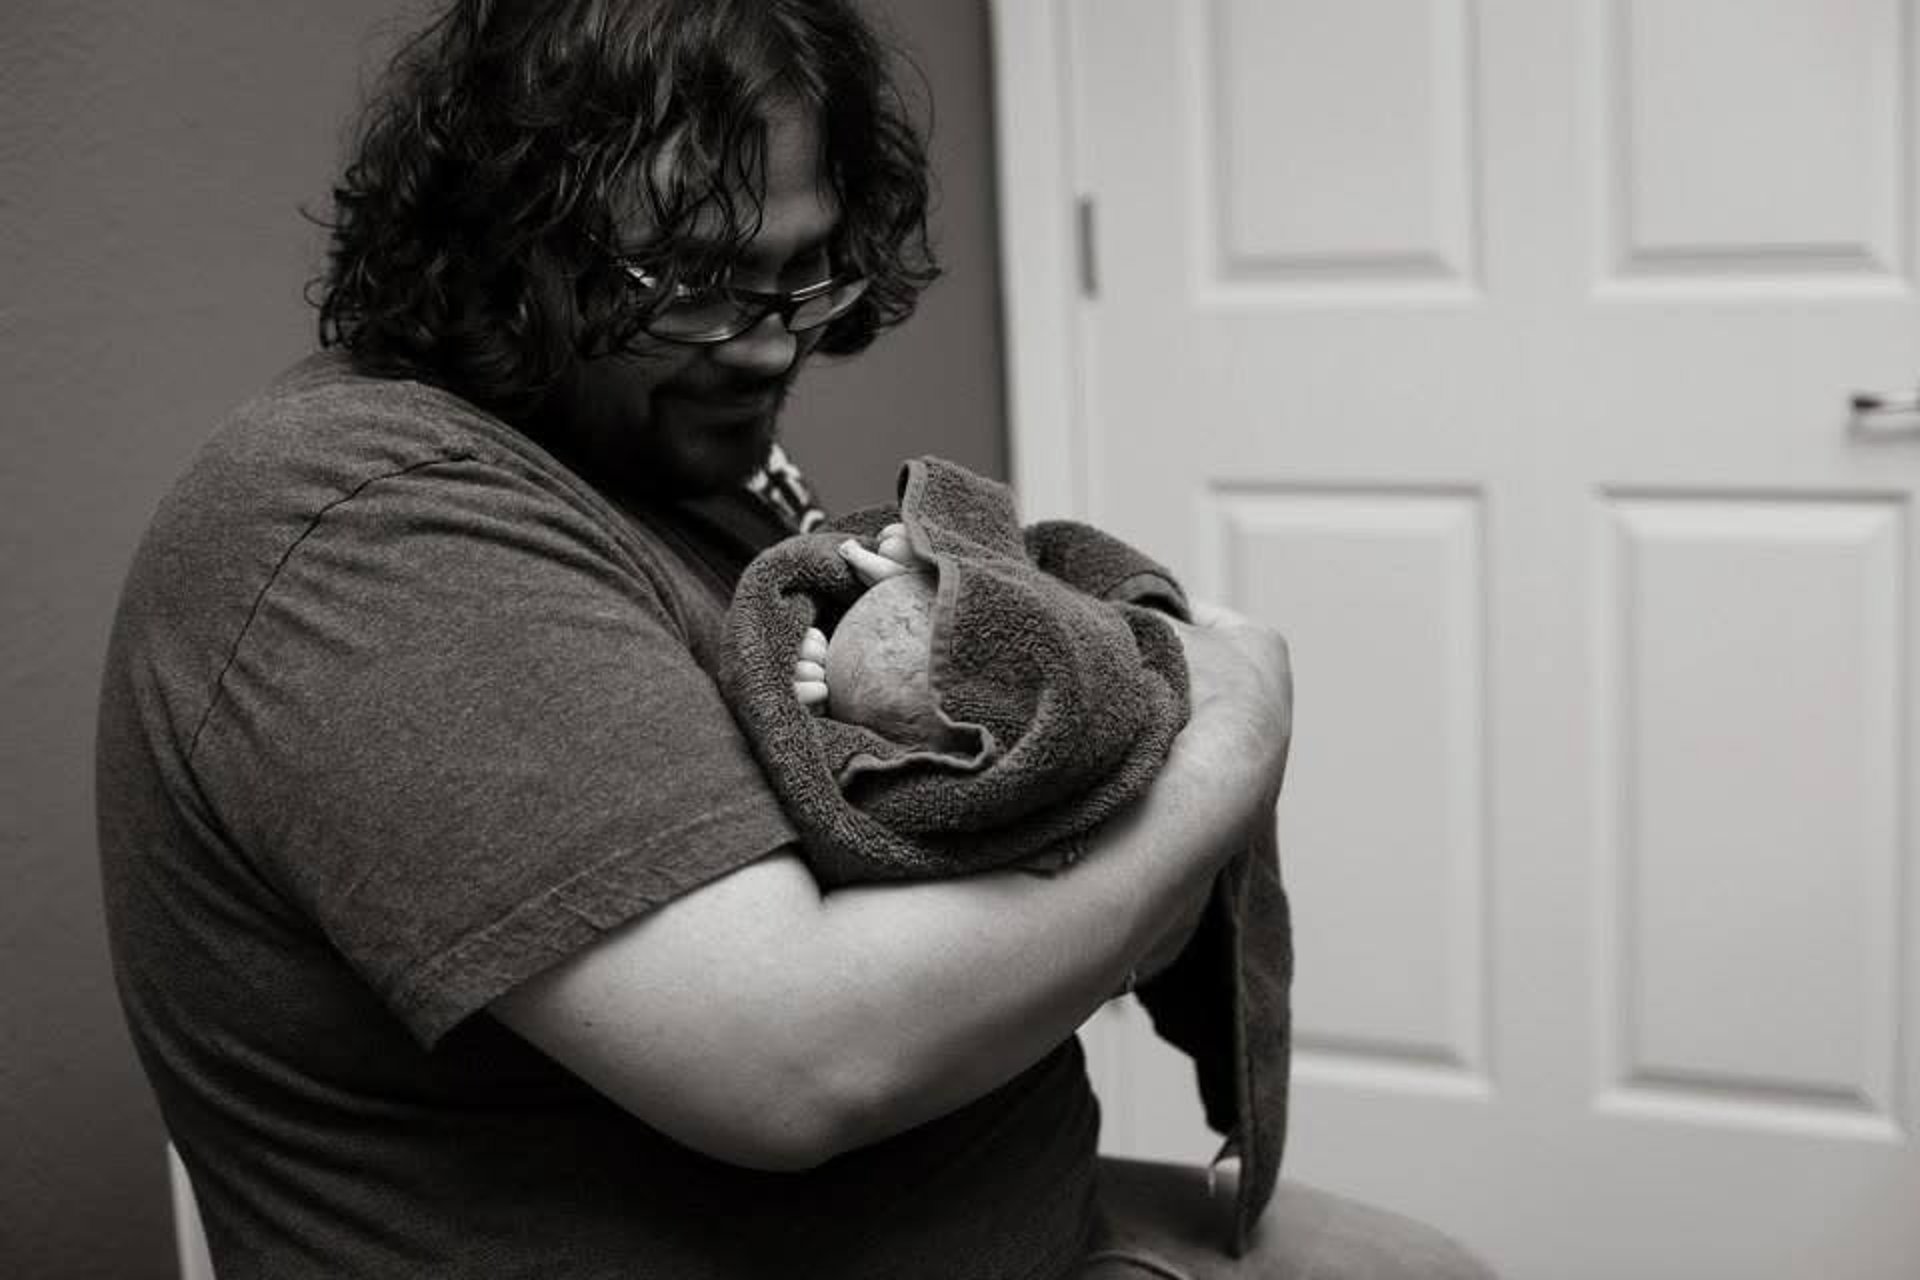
[95,2,1495,1276]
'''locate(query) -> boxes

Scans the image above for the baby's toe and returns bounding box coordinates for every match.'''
[840,539,908,584]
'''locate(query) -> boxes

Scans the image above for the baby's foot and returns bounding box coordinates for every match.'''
[793,625,829,714]
[838,522,920,586]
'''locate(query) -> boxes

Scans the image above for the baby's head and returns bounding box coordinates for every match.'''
[825,572,945,745]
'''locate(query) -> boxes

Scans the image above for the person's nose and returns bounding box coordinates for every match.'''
[708,311,799,378]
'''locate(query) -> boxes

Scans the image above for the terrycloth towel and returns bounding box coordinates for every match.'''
[721,457,1190,881]
[720,457,1291,1256]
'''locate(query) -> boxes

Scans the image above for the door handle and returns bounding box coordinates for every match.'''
[1850,387,1920,415]
[1850,386,1920,434]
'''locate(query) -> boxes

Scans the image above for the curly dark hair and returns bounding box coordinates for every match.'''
[313,0,940,418]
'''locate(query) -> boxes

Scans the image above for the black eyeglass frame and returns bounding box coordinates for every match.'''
[612,258,870,346]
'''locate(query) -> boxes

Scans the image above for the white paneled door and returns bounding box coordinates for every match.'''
[994,1,1920,1276]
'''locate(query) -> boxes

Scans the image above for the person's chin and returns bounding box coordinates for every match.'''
[658,414,777,497]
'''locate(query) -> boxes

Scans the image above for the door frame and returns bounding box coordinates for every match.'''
[989,0,1170,1146]
[989,0,1087,523]
[987,0,1235,1156]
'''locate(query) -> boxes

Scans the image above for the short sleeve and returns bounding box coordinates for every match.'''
[190,456,798,1046]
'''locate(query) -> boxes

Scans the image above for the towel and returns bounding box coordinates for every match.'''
[720,457,1291,1256]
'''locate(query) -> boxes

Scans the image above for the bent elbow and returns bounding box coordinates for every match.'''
[714,1048,913,1172]
[671,1066,877,1173]
[783,1046,939,1166]
[704,1109,845,1173]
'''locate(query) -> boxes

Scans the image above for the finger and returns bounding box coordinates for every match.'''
[794,679,829,707]
[839,539,913,585]
[799,627,829,664]
[793,659,825,682]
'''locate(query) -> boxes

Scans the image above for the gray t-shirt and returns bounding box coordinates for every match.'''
[96,353,1098,1279]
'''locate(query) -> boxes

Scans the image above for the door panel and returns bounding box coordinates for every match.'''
[1203,489,1492,1081]
[1025,1,1920,1275]
[1596,497,1905,1131]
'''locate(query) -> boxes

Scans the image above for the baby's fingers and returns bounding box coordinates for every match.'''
[794,679,828,712]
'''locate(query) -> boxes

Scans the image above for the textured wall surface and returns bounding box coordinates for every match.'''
[0,2,1002,1274]
[782,0,1008,507]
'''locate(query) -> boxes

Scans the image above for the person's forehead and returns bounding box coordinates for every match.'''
[616,105,841,261]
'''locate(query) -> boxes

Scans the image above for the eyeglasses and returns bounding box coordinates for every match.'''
[614,260,870,345]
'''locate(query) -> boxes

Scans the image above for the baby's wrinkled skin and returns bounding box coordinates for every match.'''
[793,522,946,743]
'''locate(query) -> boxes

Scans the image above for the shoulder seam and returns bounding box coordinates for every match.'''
[183,454,481,766]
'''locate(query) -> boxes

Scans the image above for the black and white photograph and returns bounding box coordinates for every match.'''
[4,2,1918,1277]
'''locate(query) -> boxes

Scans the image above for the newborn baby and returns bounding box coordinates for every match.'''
[791,522,948,744]
[725,452,1193,881]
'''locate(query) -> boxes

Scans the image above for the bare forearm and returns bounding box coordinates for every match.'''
[806,700,1275,1154]
[492,606,1290,1172]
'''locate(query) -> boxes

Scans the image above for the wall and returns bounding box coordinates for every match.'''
[0,2,1002,1275]
[785,1,1008,504]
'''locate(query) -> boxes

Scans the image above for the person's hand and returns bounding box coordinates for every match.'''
[1107,601,1290,994]
[793,626,829,715]
[837,522,920,587]
[1128,874,1211,991]
[1168,599,1293,788]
